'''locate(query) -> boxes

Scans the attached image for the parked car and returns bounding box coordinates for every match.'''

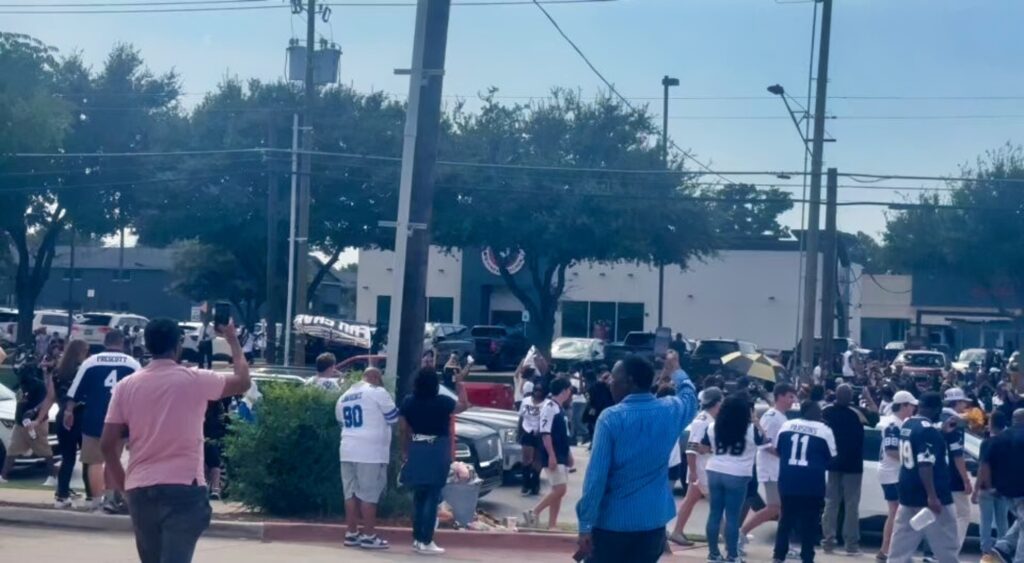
[0,382,59,469]
[952,348,1005,375]
[604,331,655,365]
[179,322,231,363]
[424,323,474,360]
[454,406,523,477]
[689,338,757,379]
[891,350,947,379]
[469,325,529,371]
[882,341,906,363]
[0,308,17,346]
[550,337,605,373]
[72,312,148,353]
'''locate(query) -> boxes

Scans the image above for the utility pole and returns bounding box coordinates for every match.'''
[659,75,679,330]
[284,114,300,366]
[66,228,75,336]
[798,0,834,382]
[265,119,280,364]
[384,0,453,397]
[291,0,316,366]
[819,168,838,376]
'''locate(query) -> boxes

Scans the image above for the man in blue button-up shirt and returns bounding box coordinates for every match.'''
[576,355,694,563]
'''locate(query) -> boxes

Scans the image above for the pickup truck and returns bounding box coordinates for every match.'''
[604,332,656,365]
[469,326,529,371]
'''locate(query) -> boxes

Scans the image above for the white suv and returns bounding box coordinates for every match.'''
[71,312,149,353]
[0,308,16,346]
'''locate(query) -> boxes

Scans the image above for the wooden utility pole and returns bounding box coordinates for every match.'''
[798,0,834,381]
[384,0,453,397]
[265,119,281,364]
[819,167,839,376]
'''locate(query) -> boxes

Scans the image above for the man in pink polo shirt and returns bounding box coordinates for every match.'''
[101,317,251,563]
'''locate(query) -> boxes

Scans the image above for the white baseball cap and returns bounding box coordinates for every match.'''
[944,387,968,404]
[892,390,919,406]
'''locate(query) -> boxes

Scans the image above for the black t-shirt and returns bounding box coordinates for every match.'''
[822,403,866,473]
[984,427,1024,498]
[400,394,456,437]
[940,411,966,492]
[15,374,47,420]
[898,416,954,507]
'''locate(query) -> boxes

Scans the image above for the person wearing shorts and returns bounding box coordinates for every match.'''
[0,365,55,484]
[668,387,723,546]
[877,391,917,561]
[518,380,545,496]
[740,383,797,551]
[336,367,398,550]
[523,377,574,530]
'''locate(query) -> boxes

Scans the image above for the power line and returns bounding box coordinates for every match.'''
[528,0,735,185]
[0,0,267,6]
[0,0,614,13]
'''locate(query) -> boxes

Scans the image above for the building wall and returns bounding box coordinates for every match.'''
[357,246,860,352]
[36,268,193,320]
[355,248,462,325]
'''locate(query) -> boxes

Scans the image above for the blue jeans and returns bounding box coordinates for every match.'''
[412,485,443,544]
[706,470,750,560]
[980,490,1011,553]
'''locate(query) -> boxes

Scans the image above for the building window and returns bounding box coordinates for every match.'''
[376,296,391,326]
[559,300,645,341]
[61,269,82,281]
[561,301,589,337]
[427,297,454,324]
[112,270,132,282]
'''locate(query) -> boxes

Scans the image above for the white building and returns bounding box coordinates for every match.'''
[357,242,861,352]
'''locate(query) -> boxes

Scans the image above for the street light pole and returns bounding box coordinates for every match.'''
[659,75,679,330]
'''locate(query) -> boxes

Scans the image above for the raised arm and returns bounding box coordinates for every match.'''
[219,321,252,398]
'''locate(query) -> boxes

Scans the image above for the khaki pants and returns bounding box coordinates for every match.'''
[822,471,862,549]
[953,491,971,552]
[887,504,959,563]
[8,424,52,457]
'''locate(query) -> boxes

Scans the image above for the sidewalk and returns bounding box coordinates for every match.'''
[1,486,968,562]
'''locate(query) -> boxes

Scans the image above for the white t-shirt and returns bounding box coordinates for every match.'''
[756,407,787,482]
[538,398,564,436]
[877,415,905,485]
[519,397,544,434]
[337,381,399,464]
[704,422,766,478]
[669,442,682,467]
[842,350,855,377]
[685,411,714,484]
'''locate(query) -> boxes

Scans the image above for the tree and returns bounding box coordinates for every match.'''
[883,144,1024,316]
[700,183,793,239]
[432,90,716,351]
[169,241,261,325]
[840,231,894,275]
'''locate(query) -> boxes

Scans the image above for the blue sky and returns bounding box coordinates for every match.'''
[7,0,1024,239]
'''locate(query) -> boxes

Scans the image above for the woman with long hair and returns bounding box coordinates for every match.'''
[53,339,89,508]
[399,364,470,555]
[703,394,764,562]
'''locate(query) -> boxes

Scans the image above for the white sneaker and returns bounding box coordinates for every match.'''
[43,476,58,487]
[53,498,74,509]
[415,542,445,556]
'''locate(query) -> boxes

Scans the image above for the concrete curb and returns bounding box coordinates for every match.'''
[0,505,577,552]
[0,506,264,541]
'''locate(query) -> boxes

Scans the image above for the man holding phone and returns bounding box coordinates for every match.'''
[100,316,251,563]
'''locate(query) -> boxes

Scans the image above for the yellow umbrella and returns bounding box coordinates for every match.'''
[720,352,785,382]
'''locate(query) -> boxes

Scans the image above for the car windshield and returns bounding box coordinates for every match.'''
[0,312,16,322]
[957,350,986,363]
[624,333,654,346]
[79,314,113,326]
[901,353,944,367]
[552,339,593,357]
[695,341,739,357]
[0,383,14,401]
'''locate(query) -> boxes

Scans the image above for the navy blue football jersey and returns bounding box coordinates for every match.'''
[897,416,954,507]
[67,352,141,437]
[776,418,836,497]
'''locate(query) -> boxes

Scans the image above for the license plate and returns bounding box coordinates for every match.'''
[85,329,93,336]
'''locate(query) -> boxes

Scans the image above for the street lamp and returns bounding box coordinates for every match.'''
[658,75,679,330]
[767,83,811,151]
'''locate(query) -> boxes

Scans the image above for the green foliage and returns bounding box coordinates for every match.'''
[224,380,409,518]
[432,89,717,349]
[169,241,261,325]
[225,382,344,516]
[883,144,1024,308]
[700,183,793,239]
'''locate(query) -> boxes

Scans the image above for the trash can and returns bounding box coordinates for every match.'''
[443,479,482,526]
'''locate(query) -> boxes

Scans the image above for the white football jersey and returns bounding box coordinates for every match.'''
[336,381,399,464]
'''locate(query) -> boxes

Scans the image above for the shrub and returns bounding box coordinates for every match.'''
[224,377,410,518]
